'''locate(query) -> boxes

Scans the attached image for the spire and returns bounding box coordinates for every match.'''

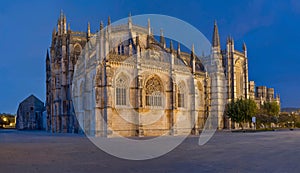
[147,18,151,35]
[226,36,230,44]
[243,42,247,51]
[86,22,91,40]
[191,44,195,57]
[177,42,181,55]
[243,41,247,57]
[212,20,220,48]
[146,19,151,48]
[60,9,64,20]
[128,12,132,23]
[46,49,50,61]
[136,34,140,55]
[170,40,173,53]
[108,16,111,26]
[128,12,132,29]
[57,10,67,35]
[63,14,67,34]
[68,23,71,32]
[100,21,104,31]
[191,44,195,60]
[191,44,196,73]
[160,29,166,48]
[52,27,56,38]
[87,22,91,39]
[57,19,61,35]
[46,49,50,73]
[46,49,51,79]
[226,35,234,53]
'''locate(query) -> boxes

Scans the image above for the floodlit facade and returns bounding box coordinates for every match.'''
[46,12,280,136]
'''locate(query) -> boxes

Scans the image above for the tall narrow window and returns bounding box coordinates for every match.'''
[118,45,121,55]
[178,93,184,107]
[178,82,185,108]
[73,44,81,65]
[116,75,128,106]
[145,77,163,107]
[240,74,244,96]
[121,45,124,55]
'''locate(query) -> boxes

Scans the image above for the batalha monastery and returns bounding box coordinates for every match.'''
[45,12,280,137]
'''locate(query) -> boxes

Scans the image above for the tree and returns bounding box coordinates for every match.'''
[256,114,270,127]
[226,98,258,130]
[258,101,280,128]
[261,101,280,117]
[278,112,295,128]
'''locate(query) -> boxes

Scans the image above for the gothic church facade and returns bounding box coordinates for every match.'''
[46,12,279,136]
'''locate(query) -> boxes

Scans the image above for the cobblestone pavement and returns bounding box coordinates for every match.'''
[1,129,300,173]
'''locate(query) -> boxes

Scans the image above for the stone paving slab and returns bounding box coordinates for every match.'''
[0,129,300,173]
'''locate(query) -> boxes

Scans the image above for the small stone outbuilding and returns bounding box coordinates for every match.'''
[16,95,45,130]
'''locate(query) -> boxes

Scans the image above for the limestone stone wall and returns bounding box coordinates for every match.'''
[47,12,280,135]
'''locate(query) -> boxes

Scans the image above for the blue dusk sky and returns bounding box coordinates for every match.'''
[0,0,299,114]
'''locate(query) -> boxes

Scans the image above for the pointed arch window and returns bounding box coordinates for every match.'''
[116,75,128,106]
[178,82,185,108]
[145,77,163,107]
[121,45,124,55]
[118,45,121,55]
[73,44,82,65]
[118,44,125,55]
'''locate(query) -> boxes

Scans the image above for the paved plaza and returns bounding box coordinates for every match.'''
[1,129,300,173]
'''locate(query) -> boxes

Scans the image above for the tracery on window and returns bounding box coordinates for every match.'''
[145,77,163,107]
[116,75,128,106]
[178,82,185,108]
